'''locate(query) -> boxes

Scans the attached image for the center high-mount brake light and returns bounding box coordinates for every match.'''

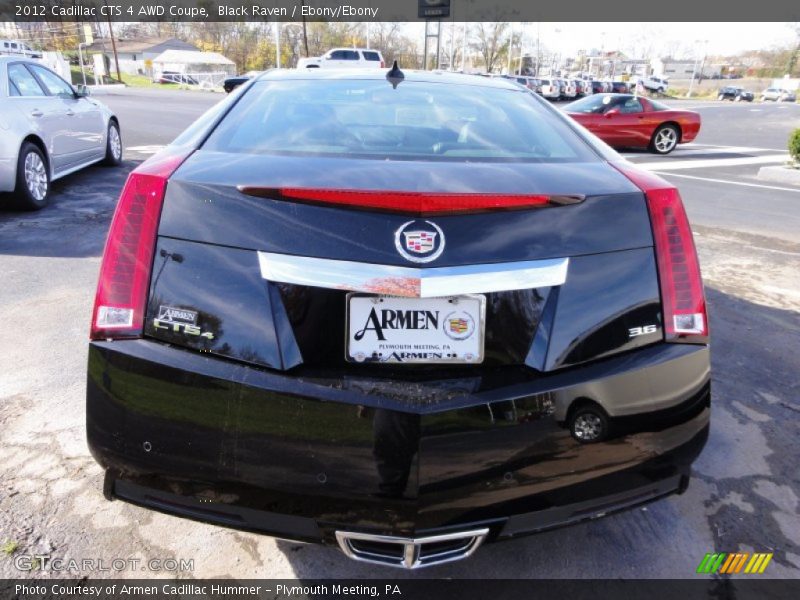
[611,161,708,342]
[236,187,585,215]
[90,149,191,340]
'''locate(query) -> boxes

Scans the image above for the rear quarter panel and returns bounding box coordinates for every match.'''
[678,111,701,142]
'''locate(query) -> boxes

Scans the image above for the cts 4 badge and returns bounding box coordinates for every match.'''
[394,220,445,263]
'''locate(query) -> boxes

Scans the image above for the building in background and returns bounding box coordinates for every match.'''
[650,57,698,78]
[152,49,236,87]
[85,37,198,76]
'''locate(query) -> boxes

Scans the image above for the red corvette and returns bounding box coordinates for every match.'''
[564,94,701,154]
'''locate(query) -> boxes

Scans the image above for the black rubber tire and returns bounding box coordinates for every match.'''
[12,142,50,211]
[103,120,122,166]
[649,123,680,155]
[569,406,610,444]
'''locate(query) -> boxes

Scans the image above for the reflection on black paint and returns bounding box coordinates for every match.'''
[370,408,421,498]
[145,238,300,370]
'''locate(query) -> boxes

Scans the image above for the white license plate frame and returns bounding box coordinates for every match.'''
[345,294,486,364]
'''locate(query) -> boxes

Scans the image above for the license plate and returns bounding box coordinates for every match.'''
[346,294,486,364]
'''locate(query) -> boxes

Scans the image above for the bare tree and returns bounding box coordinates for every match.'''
[786,23,800,76]
[472,22,509,73]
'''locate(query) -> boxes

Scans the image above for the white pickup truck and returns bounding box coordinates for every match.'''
[635,75,670,94]
[297,48,385,69]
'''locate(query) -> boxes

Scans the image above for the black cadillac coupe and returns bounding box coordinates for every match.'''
[87,67,710,569]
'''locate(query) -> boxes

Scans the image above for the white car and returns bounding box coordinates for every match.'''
[559,79,577,99]
[297,48,385,69]
[0,57,122,210]
[537,78,561,100]
[761,88,797,102]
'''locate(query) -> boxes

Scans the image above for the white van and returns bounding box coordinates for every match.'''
[0,40,42,59]
[297,48,385,69]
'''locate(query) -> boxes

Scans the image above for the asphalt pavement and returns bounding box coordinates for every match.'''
[1,89,798,579]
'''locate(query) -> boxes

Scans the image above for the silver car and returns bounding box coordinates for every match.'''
[760,87,797,102]
[0,56,121,210]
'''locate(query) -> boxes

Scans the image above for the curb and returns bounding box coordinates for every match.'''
[757,165,800,186]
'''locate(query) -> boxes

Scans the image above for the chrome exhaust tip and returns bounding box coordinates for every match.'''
[335,528,490,569]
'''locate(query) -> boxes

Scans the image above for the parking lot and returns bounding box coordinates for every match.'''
[1,88,799,579]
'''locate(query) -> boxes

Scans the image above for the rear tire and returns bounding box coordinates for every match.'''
[12,142,49,211]
[569,406,610,443]
[103,121,122,166]
[650,124,679,155]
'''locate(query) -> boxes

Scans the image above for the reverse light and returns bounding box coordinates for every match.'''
[90,149,191,340]
[237,187,585,215]
[610,162,708,342]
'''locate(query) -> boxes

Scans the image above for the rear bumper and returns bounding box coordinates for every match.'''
[87,339,709,549]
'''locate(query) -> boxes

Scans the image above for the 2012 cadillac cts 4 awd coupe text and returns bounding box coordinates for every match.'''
[87,68,710,569]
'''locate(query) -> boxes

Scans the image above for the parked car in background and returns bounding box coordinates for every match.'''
[87,69,709,569]
[610,81,629,94]
[0,57,122,210]
[297,48,384,69]
[223,70,265,93]
[0,40,42,59]
[638,75,669,94]
[573,79,591,96]
[538,77,561,99]
[502,75,540,93]
[559,79,577,100]
[717,86,754,102]
[590,80,607,94]
[760,88,796,102]
[564,93,701,154]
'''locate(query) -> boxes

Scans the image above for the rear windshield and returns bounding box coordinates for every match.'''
[203,79,599,162]
[648,99,673,111]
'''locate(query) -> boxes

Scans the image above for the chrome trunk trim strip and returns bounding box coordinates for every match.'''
[257,252,568,298]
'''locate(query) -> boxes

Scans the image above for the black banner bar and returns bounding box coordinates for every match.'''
[3,579,800,600]
[1,0,799,22]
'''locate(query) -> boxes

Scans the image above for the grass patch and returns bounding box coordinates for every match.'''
[2,540,19,555]
[664,87,721,100]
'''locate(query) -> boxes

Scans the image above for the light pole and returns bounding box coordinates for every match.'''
[686,39,708,98]
[507,23,514,75]
[274,22,281,69]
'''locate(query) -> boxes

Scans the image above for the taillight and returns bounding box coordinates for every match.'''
[236,187,586,215]
[380,60,385,68]
[611,161,708,342]
[90,149,191,340]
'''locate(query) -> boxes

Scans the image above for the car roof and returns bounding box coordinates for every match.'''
[329,47,382,52]
[256,68,522,90]
[0,56,38,64]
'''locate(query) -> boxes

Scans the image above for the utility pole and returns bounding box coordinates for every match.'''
[104,0,121,82]
[301,0,309,56]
